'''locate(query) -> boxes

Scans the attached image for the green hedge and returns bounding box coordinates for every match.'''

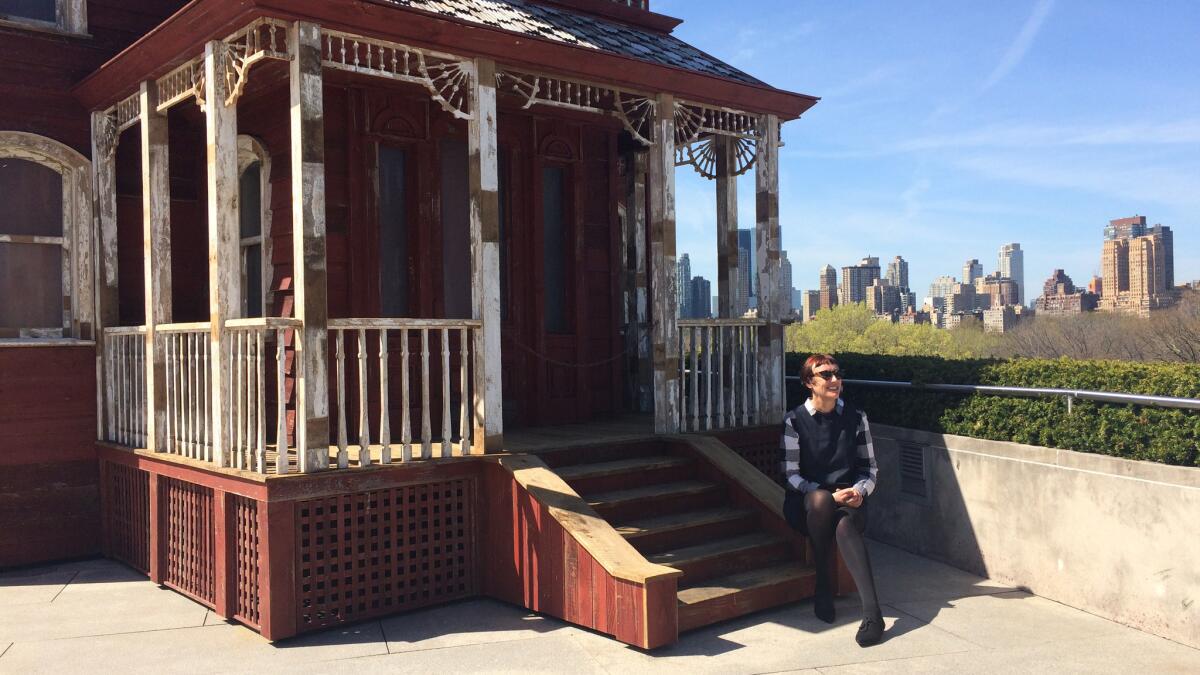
[785,353,1200,467]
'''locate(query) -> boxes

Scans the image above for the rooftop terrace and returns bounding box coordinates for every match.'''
[2,541,1195,672]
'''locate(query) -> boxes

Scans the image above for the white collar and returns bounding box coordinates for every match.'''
[804,398,844,416]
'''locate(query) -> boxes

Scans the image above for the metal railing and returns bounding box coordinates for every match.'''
[785,376,1200,412]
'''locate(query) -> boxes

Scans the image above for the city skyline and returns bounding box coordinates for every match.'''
[660,0,1197,302]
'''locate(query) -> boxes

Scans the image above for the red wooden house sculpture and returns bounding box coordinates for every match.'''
[0,0,838,649]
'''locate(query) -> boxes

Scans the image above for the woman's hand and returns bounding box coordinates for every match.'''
[832,488,863,508]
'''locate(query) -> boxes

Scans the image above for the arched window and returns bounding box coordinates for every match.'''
[237,136,272,318]
[0,131,93,340]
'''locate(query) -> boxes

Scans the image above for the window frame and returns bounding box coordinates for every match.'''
[237,135,272,319]
[0,131,93,343]
[0,0,88,36]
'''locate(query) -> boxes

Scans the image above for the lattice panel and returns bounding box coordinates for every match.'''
[296,478,477,629]
[233,496,261,628]
[162,478,216,605]
[104,462,151,573]
[735,443,786,487]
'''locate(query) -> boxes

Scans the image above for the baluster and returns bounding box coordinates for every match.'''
[459,327,470,456]
[379,330,391,464]
[165,334,174,453]
[441,329,451,458]
[678,328,686,430]
[705,326,713,430]
[137,335,145,446]
[752,325,761,424]
[358,328,371,466]
[189,332,198,457]
[256,330,266,473]
[118,336,125,444]
[690,326,699,431]
[275,329,289,474]
[236,331,245,469]
[245,331,255,472]
[335,329,348,469]
[740,325,749,427]
[202,332,211,463]
[421,328,431,460]
[401,328,412,463]
[717,326,725,428]
[179,333,187,456]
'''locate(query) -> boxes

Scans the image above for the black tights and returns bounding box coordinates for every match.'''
[804,490,880,619]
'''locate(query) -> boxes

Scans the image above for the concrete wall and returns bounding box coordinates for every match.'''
[869,424,1200,649]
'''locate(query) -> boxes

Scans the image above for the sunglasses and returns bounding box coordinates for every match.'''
[812,370,843,381]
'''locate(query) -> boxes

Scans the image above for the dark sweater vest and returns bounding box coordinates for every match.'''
[790,404,862,488]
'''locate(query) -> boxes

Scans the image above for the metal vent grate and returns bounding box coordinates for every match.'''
[899,443,927,499]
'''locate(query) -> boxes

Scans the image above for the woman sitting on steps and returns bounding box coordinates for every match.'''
[781,353,884,647]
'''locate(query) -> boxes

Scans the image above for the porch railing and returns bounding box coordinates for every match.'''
[678,319,765,431]
[329,318,480,468]
[160,322,212,462]
[102,326,147,447]
[225,318,301,474]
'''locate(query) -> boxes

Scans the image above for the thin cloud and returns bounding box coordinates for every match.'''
[980,0,1055,92]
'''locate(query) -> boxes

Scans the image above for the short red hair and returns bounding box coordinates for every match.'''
[801,353,839,386]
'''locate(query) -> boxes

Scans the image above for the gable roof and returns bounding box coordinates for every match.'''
[379,0,763,85]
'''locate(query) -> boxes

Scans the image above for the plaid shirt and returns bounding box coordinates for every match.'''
[781,398,878,498]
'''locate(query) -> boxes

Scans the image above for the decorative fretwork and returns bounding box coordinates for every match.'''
[223,18,291,106]
[321,30,474,120]
[496,68,656,146]
[94,110,119,160]
[674,136,758,180]
[114,93,140,133]
[156,59,204,112]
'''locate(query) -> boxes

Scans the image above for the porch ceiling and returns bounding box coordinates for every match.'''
[73,0,818,119]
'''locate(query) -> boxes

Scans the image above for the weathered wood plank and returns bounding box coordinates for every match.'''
[715,135,739,319]
[648,93,679,433]
[290,21,332,473]
[139,79,172,453]
[754,115,783,420]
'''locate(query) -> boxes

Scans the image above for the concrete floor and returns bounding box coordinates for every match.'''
[1,542,1196,674]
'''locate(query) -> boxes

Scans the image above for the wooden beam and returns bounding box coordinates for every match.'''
[755,115,783,420]
[715,136,739,319]
[204,40,241,468]
[92,111,120,440]
[624,151,651,412]
[469,57,504,453]
[140,81,172,453]
[290,21,331,472]
[648,94,679,434]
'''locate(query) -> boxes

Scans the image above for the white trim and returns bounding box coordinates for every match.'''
[0,131,93,339]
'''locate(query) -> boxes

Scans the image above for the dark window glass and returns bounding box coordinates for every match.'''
[440,138,471,319]
[378,145,409,317]
[0,158,62,236]
[0,0,56,23]
[0,242,61,332]
[498,149,510,323]
[542,166,569,334]
[238,163,261,238]
[245,244,262,318]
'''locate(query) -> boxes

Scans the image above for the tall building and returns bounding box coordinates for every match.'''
[676,253,692,318]
[928,275,959,301]
[737,229,755,314]
[1036,270,1098,316]
[963,259,983,285]
[998,243,1024,305]
[802,290,820,322]
[1150,224,1174,288]
[1100,217,1175,317]
[1041,269,1075,297]
[886,256,909,290]
[839,257,881,305]
[978,276,1020,308]
[818,264,838,310]
[780,251,794,316]
[1087,275,1103,296]
[867,279,901,316]
[687,276,712,319]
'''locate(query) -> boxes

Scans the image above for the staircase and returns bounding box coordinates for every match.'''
[538,439,816,632]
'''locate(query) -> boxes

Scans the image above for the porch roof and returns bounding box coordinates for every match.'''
[73,0,818,119]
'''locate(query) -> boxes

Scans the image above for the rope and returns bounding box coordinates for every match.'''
[502,334,633,369]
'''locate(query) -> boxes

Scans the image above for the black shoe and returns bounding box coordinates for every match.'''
[855,613,884,646]
[813,592,835,624]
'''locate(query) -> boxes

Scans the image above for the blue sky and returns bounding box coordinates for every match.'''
[656,0,1199,300]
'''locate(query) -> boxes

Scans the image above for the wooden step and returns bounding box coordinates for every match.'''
[585,480,723,524]
[677,562,816,633]
[554,455,693,493]
[647,533,793,586]
[534,440,666,469]
[617,507,759,554]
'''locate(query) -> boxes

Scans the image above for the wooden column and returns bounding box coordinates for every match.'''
[469,57,504,453]
[92,111,120,440]
[648,94,679,434]
[290,22,331,472]
[716,136,740,319]
[625,151,651,412]
[140,81,172,452]
[204,40,241,468]
[755,115,784,419]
